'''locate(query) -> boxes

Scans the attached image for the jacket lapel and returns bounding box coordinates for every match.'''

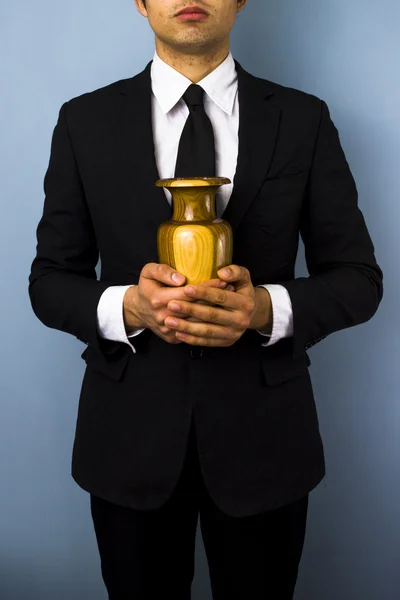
[115,58,281,233]
[221,60,281,231]
[116,61,173,228]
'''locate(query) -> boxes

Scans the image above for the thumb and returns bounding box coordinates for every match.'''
[169,270,186,285]
[142,263,186,286]
[217,265,252,291]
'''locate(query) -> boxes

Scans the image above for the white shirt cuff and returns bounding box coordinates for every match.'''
[255,284,293,347]
[96,285,145,355]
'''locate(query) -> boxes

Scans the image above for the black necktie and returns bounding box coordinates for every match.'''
[175,84,216,178]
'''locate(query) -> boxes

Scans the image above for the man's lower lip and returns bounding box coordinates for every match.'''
[176,12,208,21]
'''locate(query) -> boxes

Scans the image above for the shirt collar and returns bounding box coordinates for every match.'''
[150,50,238,116]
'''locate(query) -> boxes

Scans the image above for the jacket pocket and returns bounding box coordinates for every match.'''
[264,168,306,182]
[261,348,311,387]
[81,344,129,381]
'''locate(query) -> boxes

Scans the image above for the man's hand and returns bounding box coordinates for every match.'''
[123,263,233,345]
[163,265,273,347]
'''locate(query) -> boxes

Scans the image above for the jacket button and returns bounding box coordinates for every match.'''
[190,347,203,359]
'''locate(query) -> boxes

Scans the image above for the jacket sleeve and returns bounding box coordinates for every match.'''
[28,101,122,359]
[278,100,383,359]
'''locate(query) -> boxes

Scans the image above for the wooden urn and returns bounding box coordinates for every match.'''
[155,177,233,285]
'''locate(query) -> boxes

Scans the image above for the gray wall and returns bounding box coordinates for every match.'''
[1,1,398,598]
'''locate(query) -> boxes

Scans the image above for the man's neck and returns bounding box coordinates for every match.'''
[154,40,230,83]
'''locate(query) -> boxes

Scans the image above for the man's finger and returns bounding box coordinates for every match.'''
[152,278,229,307]
[141,263,186,287]
[217,265,252,289]
[167,299,243,327]
[199,278,228,288]
[165,318,232,341]
[182,284,250,311]
[174,331,232,347]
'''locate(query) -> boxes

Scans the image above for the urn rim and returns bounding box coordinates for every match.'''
[155,177,231,188]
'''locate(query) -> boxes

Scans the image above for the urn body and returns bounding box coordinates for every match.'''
[156,178,233,285]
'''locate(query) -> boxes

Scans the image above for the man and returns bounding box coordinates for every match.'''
[28,0,383,598]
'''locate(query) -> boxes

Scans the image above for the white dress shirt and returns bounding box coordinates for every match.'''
[96,50,293,354]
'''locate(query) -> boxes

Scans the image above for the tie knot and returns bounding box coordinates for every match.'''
[182,84,205,112]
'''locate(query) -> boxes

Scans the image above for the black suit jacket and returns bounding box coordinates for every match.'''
[28,59,383,517]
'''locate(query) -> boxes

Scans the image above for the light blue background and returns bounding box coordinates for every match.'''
[1,1,398,598]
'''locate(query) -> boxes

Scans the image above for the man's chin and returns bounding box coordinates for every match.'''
[163,38,217,55]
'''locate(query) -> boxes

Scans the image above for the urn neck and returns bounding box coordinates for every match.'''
[170,187,218,222]
[155,177,231,222]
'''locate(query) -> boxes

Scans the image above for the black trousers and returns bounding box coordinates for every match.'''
[90,415,309,600]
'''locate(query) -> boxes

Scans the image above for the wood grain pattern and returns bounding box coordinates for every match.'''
[156,178,233,285]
